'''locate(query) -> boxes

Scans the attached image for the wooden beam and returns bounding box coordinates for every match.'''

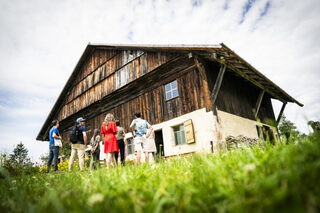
[202,47,303,107]
[194,56,212,112]
[254,90,265,118]
[241,69,254,74]
[194,57,207,81]
[277,102,287,124]
[203,55,288,104]
[231,63,248,70]
[211,63,227,105]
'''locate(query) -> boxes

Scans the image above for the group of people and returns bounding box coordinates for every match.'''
[47,112,156,172]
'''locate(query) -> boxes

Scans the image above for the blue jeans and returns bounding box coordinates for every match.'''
[47,146,59,172]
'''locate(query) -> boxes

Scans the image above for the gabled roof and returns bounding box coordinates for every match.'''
[83,42,303,106]
[36,43,303,141]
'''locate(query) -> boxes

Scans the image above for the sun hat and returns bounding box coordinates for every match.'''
[76,117,86,123]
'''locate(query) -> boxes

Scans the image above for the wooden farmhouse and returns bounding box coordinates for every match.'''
[37,43,303,158]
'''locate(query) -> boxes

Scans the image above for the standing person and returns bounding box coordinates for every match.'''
[115,120,126,166]
[101,113,119,168]
[90,129,101,169]
[47,120,62,173]
[68,117,87,171]
[130,112,153,164]
[144,127,157,163]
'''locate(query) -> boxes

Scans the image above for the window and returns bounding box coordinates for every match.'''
[165,80,179,100]
[127,138,134,155]
[173,124,186,145]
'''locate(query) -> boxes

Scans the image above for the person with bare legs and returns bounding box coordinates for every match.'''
[130,112,153,164]
[144,127,157,163]
[101,113,119,168]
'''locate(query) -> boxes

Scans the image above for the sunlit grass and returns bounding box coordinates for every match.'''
[1,135,319,212]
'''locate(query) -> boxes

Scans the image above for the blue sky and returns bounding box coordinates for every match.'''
[0,0,319,160]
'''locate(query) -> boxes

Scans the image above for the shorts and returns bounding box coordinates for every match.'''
[134,136,147,152]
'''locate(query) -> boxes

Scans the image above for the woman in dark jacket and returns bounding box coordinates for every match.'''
[115,120,126,166]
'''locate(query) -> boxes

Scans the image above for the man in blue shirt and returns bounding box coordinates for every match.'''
[130,112,153,164]
[68,117,87,171]
[47,120,62,173]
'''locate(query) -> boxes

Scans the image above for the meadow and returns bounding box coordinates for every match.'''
[0,135,319,213]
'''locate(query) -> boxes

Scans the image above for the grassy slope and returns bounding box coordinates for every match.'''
[1,136,319,213]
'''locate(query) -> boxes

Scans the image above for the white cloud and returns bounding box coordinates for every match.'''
[0,0,319,159]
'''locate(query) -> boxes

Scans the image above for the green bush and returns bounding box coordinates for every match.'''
[1,160,39,176]
[0,143,40,176]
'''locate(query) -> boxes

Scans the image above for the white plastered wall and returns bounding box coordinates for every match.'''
[215,109,278,141]
[152,108,216,157]
[154,108,278,157]
[98,108,278,161]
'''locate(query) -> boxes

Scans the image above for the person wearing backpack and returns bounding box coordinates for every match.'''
[68,117,87,171]
[130,112,153,164]
[47,120,62,173]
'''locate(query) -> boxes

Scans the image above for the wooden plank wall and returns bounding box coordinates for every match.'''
[57,55,276,142]
[60,67,211,141]
[205,62,276,123]
[57,49,177,121]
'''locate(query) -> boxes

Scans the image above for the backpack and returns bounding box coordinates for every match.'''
[69,125,80,143]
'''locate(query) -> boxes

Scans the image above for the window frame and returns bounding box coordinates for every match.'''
[173,124,186,146]
[165,80,179,101]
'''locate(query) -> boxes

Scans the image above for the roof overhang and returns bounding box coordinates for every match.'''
[199,43,303,107]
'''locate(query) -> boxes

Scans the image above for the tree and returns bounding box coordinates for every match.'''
[278,115,300,139]
[308,120,320,135]
[10,142,30,166]
[40,153,49,163]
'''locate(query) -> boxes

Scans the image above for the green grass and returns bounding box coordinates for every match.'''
[1,136,320,213]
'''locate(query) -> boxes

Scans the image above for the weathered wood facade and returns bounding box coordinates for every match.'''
[58,50,177,120]
[37,43,302,156]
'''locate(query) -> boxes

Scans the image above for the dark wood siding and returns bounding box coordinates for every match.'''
[60,66,211,140]
[58,50,178,121]
[58,54,275,141]
[205,61,275,123]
